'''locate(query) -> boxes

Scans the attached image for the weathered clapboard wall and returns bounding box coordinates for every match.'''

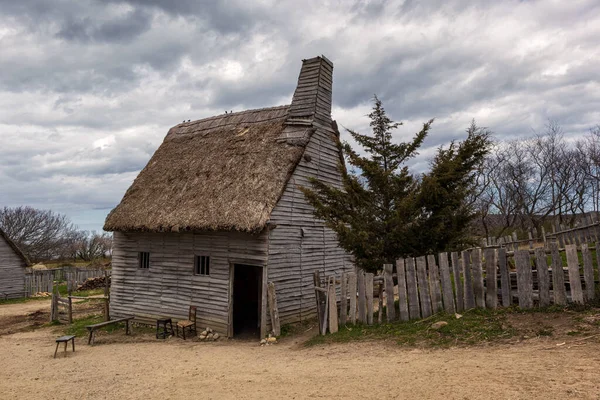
[267,56,354,327]
[0,231,28,299]
[110,231,269,335]
[317,242,598,333]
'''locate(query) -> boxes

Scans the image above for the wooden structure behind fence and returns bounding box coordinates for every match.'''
[24,267,108,297]
[314,242,598,334]
[24,270,55,296]
[483,215,600,252]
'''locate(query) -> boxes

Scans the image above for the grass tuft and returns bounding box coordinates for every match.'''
[306,308,515,347]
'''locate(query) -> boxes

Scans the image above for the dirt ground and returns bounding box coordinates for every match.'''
[1,301,600,399]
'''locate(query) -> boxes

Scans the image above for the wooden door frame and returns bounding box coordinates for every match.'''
[228,262,267,339]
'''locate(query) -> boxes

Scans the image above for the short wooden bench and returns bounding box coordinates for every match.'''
[54,335,75,358]
[86,316,135,345]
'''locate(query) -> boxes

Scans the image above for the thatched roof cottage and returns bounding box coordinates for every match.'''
[104,55,353,337]
[0,228,29,299]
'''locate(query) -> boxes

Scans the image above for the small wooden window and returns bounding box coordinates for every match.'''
[138,252,150,269]
[194,255,210,276]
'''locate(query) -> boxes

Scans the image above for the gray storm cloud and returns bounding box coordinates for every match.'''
[0,0,599,231]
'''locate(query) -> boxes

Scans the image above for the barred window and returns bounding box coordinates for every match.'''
[138,252,150,269]
[194,255,210,276]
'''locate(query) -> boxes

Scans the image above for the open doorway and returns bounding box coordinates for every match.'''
[231,264,263,338]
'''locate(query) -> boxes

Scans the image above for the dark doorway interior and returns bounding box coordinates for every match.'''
[232,264,262,338]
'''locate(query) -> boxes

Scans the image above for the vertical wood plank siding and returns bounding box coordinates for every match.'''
[267,121,353,327]
[110,231,268,334]
[0,235,26,299]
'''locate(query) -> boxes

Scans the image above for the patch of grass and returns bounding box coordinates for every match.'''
[306,308,515,347]
[60,314,128,337]
[536,327,554,336]
[56,283,105,298]
[280,319,315,338]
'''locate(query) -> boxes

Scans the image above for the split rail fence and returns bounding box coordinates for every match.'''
[314,242,598,335]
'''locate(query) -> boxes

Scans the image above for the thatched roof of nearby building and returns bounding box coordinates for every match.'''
[104,55,334,233]
[0,228,30,266]
[104,106,312,232]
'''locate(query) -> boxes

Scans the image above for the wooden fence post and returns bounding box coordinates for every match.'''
[515,250,533,308]
[462,251,475,310]
[550,243,566,305]
[427,255,443,313]
[357,270,366,324]
[68,296,73,324]
[267,282,281,336]
[451,252,464,312]
[405,258,421,319]
[498,248,511,307]
[416,256,432,318]
[534,248,550,307]
[541,226,547,246]
[471,249,485,308]
[484,248,497,309]
[383,264,395,322]
[438,252,455,314]
[377,283,383,324]
[340,272,347,326]
[328,277,338,333]
[365,273,374,325]
[581,244,595,302]
[348,272,357,324]
[396,258,409,321]
[565,245,584,304]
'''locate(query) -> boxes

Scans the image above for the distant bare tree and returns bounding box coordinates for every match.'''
[477,121,600,237]
[0,206,78,262]
[75,231,112,261]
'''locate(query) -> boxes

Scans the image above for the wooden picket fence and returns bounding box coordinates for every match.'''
[314,242,598,334]
[24,267,108,297]
[547,221,600,249]
[484,215,600,252]
[24,270,55,296]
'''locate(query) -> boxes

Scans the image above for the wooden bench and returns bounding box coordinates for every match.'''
[86,316,134,345]
[54,335,75,358]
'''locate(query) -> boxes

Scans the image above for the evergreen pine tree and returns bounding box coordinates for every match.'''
[301,96,432,272]
[301,97,491,272]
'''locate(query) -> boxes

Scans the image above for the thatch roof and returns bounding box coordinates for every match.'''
[105,55,334,233]
[0,228,30,266]
[104,106,313,232]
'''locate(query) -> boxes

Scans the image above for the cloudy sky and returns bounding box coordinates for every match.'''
[1,0,599,232]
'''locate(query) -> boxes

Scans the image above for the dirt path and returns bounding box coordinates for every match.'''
[1,326,599,400]
[0,299,51,317]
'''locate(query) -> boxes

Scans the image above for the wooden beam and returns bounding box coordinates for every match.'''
[267,282,281,336]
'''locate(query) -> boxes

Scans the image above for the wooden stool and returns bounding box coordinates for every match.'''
[156,318,174,339]
[54,335,75,358]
